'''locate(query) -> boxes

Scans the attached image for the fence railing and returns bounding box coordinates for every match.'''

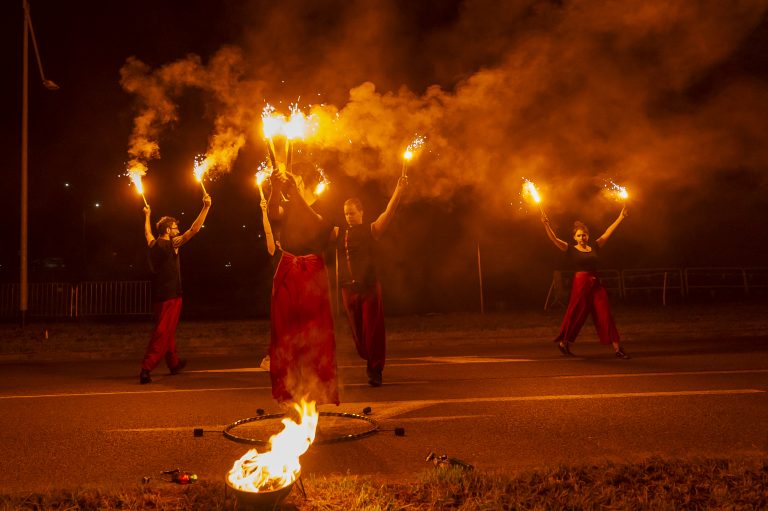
[0,281,152,319]
[545,266,766,309]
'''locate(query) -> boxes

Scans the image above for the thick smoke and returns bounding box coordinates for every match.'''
[120,0,768,274]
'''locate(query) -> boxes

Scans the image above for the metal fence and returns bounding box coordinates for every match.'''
[544,266,766,309]
[0,281,152,319]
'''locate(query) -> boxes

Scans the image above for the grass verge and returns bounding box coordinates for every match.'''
[2,458,766,510]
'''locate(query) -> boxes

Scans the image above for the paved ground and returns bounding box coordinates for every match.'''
[1,328,767,493]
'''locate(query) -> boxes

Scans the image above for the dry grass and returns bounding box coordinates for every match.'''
[1,458,766,510]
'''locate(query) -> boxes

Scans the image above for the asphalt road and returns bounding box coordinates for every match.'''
[1,334,767,493]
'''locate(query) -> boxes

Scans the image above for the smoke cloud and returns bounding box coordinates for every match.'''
[120,0,768,275]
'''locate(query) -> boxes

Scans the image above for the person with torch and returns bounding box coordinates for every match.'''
[266,162,339,406]
[541,205,630,359]
[139,193,212,384]
[332,175,409,387]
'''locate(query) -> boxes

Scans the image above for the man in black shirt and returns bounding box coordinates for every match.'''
[140,194,212,384]
[333,176,408,386]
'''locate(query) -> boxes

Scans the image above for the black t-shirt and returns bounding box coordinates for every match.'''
[337,223,377,289]
[566,243,600,272]
[148,238,182,302]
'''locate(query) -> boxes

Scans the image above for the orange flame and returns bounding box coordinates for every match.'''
[522,178,542,204]
[402,134,426,160]
[605,180,629,201]
[261,104,285,139]
[314,168,329,196]
[227,400,319,493]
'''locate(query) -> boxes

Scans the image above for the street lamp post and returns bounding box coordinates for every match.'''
[21,0,59,326]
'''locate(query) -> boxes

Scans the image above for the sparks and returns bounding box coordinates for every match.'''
[314,167,330,196]
[604,179,629,201]
[522,178,542,204]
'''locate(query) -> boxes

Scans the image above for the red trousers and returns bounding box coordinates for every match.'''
[556,272,619,345]
[141,297,182,371]
[270,252,339,406]
[342,281,386,372]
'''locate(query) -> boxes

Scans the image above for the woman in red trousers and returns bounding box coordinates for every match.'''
[542,206,630,359]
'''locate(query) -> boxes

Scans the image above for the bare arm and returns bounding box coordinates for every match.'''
[595,205,628,248]
[542,213,568,252]
[143,206,155,246]
[173,194,212,248]
[371,176,408,240]
[260,199,276,256]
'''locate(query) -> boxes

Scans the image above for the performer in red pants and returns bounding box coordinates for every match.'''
[267,164,339,405]
[333,176,408,386]
[140,194,212,384]
[542,206,630,359]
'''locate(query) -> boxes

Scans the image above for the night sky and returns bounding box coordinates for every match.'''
[2,0,768,316]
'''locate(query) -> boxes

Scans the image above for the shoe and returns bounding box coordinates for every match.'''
[558,342,574,356]
[139,369,152,384]
[367,368,383,387]
[170,359,187,375]
[615,348,631,360]
[259,356,270,371]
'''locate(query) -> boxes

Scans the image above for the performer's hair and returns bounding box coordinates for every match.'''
[572,221,589,235]
[156,216,179,235]
[344,198,363,212]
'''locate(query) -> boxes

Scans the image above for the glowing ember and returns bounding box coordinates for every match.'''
[522,178,542,204]
[227,400,319,493]
[604,179,629,201]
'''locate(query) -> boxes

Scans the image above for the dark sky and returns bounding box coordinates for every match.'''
[2,0,768,314]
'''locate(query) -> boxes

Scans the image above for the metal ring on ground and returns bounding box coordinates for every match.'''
[223,411,380,446]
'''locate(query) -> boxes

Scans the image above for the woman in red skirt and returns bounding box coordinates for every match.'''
[542,206,630,359]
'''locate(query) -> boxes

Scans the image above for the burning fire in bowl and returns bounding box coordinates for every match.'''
[225,474,298,510]
[226,399,317,509]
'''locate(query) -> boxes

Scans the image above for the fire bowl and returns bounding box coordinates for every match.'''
[225,475,297,510]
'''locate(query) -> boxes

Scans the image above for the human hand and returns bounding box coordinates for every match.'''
[203,194,212,207]
[260,198,267,210]
[143,205,151,216]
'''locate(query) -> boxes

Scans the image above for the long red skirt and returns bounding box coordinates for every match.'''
[342,281,386,372]
[555,272,619,345]
[270,252,339,406]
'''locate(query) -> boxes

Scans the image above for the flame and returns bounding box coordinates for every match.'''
[284,104,308,141]
[262,104,285,139]
[604,179,629,201]
[256,161,272,186]
[126,164,146,195]
[403,134,426,160]
[193,154,211,183]
[227,400,319,492]
[522,178,542,204]
[314,167,329,196]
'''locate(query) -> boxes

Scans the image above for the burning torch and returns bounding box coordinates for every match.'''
[402,135,426,178]
[261,104,283,171]
[127,165,149,207]
[193,155,210,196]
[522,178,546,218]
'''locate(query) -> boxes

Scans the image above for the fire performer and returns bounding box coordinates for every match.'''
[541,206,630,359]
[267,163,339,405]
[332,176,409,387]
[139,194,212,384]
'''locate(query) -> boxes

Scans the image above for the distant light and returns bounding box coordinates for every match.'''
[64,182,70,188]
[181,212,185,216]
[94,202,101,208]
[225,262,232,268]
[242,224,247,229]
[257,234,262,238]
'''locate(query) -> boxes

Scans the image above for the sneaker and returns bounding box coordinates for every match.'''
[139,369,152,384]
[615,348,631,360]
[367,368,383,387]
[170,359,187,375]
